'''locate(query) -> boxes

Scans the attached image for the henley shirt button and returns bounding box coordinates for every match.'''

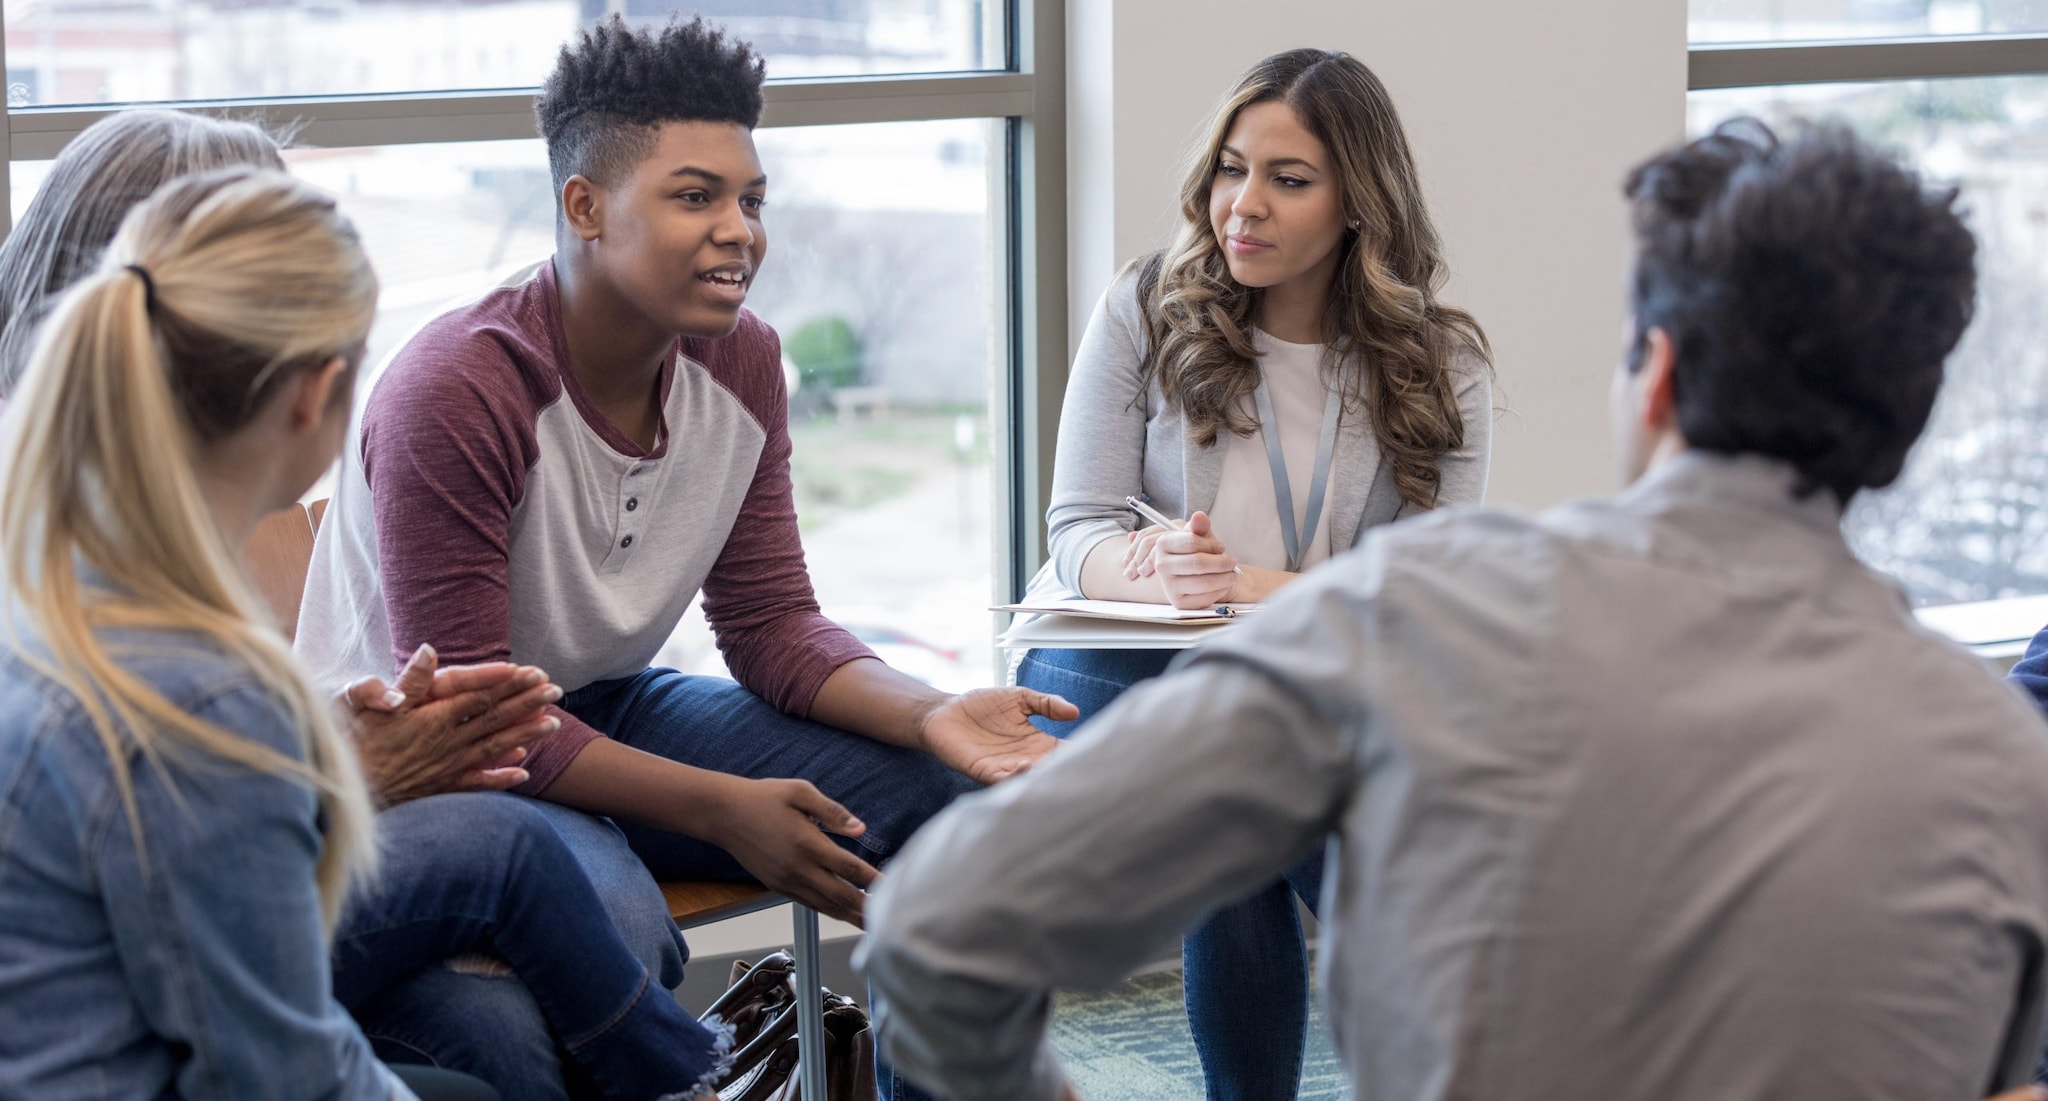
[626,497,639,511]
[620,535,635,549]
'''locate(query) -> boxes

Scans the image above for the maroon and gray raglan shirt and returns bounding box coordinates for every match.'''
[296,261,873,793]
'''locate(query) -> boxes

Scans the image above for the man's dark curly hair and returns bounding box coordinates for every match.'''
[535,15,767,194]
[1624,117,1977,504]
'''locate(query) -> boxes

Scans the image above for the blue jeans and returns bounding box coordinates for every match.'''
[563,669,980,1101]
[1017,647,1325,1101]
[338,794,713,1101]
[391,1065,500,1101]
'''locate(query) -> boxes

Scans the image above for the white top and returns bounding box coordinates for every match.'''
[1027,267,1493,604]
[1207,329,1337,572]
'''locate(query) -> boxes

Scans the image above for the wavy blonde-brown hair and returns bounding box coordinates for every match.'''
[1141,48,1489,509]
[0,167,379,928]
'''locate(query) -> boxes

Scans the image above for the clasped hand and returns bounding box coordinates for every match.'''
[1122,509,1239,609]
[339,643,564,807]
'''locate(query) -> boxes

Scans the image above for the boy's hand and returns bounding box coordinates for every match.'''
[704,775,879,927]
[919,687,1075,783]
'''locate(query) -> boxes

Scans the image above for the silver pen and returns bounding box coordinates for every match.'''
[1124,494,1181,530]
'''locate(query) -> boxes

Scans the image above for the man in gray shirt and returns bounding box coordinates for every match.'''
[860,121,2048,1100]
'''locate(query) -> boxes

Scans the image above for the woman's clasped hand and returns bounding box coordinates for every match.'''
[1120,511,1241,609]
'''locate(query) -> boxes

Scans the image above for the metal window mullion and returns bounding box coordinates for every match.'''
[1691,33,2048,89]
[5,71,1037,160]
[0,0,11,233]
[765,72,1033,127]
[1004,0,1064,602]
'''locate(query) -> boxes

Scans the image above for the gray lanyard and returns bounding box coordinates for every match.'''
[1252,372,1342,573]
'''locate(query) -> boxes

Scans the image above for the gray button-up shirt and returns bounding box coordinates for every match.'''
[862,452,2048,1101]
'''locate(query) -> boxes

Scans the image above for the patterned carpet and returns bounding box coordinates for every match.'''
[1050,969,1344,1100]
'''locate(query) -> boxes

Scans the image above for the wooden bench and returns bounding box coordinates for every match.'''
[247,500,831,1098]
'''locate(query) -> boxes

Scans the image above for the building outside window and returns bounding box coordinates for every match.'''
[2,0,1062,687]
[4,0,1000,104]
[1689,2,2048,609]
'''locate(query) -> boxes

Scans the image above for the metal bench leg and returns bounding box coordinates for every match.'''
[792,903,828,1100]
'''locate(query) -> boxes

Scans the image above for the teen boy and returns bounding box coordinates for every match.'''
[299,16,1070,963]
[863,120,2048,1101]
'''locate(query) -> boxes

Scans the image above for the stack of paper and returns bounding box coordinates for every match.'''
[993,598,1255,625]
[992,598,1258,651]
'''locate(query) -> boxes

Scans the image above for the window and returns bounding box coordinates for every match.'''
[659,120,1005,689]
[1692,0,2048,44]
[3,2,1064,687]
[1689,11,2048,610]
[4,0,1003,106]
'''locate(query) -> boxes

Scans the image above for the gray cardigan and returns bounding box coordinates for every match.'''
[1039,268,1494,595]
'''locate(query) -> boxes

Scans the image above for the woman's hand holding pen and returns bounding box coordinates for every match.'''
[1123,509,1240,610]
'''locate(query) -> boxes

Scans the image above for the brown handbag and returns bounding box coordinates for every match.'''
[704,951,878,1101]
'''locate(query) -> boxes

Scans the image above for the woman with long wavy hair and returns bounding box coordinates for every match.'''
[1016,48,1493,1100]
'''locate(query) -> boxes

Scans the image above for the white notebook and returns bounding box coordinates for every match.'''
[992,597,1258,626]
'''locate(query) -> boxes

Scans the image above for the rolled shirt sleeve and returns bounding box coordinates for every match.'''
[2008,622,2048,716]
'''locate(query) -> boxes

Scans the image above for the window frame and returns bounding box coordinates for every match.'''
[1691,31,2048,88]
[0,0,1067,610]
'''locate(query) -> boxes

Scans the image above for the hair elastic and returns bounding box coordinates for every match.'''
[124,264,157,313]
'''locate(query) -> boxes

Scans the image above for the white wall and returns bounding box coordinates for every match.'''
[1065,0,1691,510]
[699,0,1691,962]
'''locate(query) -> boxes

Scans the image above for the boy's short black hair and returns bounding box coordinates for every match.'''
[535,15,766,194]
[1624,118,1977,504]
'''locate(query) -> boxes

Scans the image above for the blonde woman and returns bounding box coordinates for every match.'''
[1016,49,1492,1101]
[0,169,727,1100]
[0,110,728,1101]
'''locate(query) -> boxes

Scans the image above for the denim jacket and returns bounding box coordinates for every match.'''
[0,619,406,1100]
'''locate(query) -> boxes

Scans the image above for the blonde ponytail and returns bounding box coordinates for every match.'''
[0,168,378,928]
